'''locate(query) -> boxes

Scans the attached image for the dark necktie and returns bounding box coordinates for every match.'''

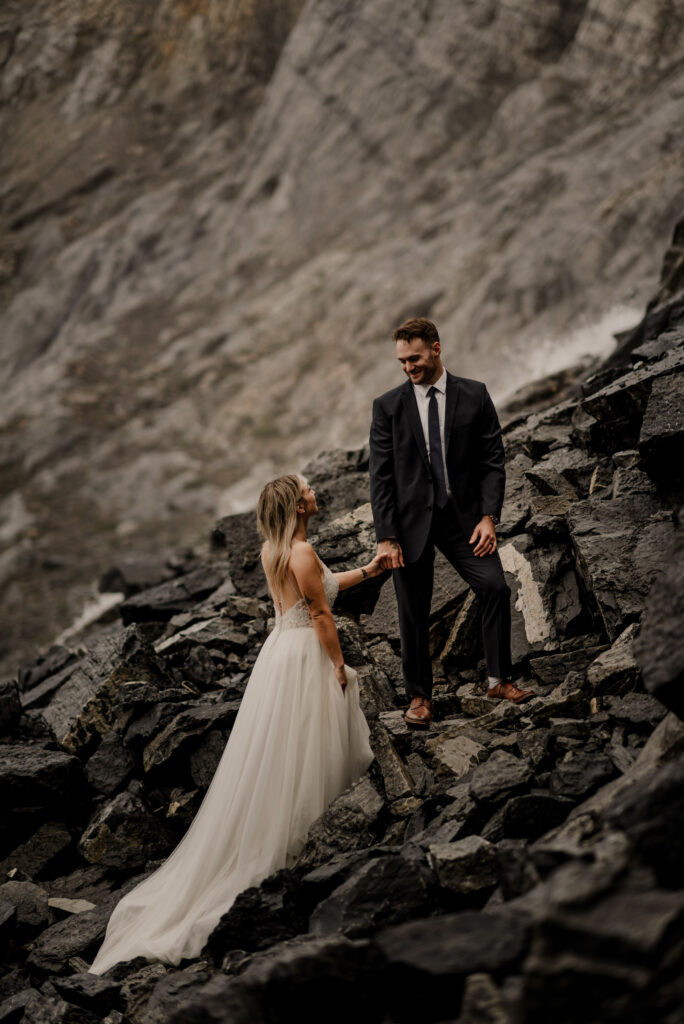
[428,386,448,508]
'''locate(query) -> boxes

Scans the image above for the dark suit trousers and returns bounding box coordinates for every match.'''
[392,502,512,699]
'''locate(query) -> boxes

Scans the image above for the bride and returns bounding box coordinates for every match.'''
[89,474,381,974]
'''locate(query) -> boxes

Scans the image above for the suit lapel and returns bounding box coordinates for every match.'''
[401,382,430,469]
[444,372,460,454]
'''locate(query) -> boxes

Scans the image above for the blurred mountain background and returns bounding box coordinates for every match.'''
[1,0,683,676]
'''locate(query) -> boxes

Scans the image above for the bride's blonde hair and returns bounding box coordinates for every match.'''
[256,473,306,610]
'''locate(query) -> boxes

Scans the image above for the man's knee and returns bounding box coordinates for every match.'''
[479,570,510,601]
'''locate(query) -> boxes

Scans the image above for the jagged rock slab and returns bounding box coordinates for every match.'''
[567,493,676,641]
[586,623,641,695]
[309,853,435,938]
[40,626,171,754]
[142,700,240,773]
[428,835,499,895]
[0,821,73,880]
[205,870,308,963]
[85,731,136,796]
[120,565,227,624]
[639,366,684,485]
[634,518,684,719]
[78,792,176,870]
[499,536,583,663]
[294,777,385,871]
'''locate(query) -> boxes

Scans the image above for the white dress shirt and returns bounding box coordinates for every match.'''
[412,368,452,497]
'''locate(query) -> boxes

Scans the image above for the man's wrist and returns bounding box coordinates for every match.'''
[482,513,499,526]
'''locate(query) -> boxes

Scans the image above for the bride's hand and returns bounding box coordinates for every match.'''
[334,664,348,691]
[366,554,386,578]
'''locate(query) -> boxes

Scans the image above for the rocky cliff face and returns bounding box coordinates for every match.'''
[0,232,682,1022]
[1,2,683,694]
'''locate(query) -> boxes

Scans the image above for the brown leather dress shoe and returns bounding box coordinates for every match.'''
[488,681,535,704]
[404,697,432,728]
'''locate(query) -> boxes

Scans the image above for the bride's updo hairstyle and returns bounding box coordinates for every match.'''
[257,474,306,609]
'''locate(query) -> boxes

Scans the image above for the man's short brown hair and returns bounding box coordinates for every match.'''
[392,318,440,346]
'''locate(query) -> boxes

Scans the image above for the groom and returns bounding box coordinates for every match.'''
[369,318,533,727]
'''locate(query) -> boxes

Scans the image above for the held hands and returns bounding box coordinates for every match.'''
[376,538,405,570]
[470,515,497,557]
[365,552,388,578]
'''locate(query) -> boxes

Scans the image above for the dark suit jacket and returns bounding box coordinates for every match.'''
[369,372,506,563]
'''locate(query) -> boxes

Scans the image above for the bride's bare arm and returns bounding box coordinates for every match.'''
[334,553,386,592]
[290,543,346,684]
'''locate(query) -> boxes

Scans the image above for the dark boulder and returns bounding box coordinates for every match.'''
[78,792,175,871]
[120,565,227,625]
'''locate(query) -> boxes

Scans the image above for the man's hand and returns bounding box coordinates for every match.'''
[377,538,405,570]
[469,516,497,557]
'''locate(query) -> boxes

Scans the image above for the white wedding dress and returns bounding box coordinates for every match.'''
[89,562,373,974]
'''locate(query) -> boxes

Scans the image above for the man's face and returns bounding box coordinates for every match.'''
[396,337,442,386]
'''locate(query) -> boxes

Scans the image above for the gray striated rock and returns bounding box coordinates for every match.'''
[0,821,73,881]
[85,731,136,796]
[294,777,385,871]
[40,626,171,755]
[469,750,534,806]
[78,792,175,871]
[120,566,227,625]
[638,369,684,485]
[567,493,676,641]
[634,516,684,719]
[586,623,641,695]
[142,700,240,774]
[428,836,499,896]
[310,854,435,938]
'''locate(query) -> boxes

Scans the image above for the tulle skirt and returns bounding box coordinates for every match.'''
[89,625,373,974]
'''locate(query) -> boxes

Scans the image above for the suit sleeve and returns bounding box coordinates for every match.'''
[369,398,399,543]
[478,387,506,520]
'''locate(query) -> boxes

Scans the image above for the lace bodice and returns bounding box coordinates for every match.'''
[275,562,339,631]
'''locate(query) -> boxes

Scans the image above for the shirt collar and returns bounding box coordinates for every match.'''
[414,368,447,396]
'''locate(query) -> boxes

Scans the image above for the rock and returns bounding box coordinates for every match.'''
[0,681,21,736]
[120,565,227,625]
[20,660,81,712]
[40,626,171,755]
[580,346,684,454]
[99,556,176,598]
[639,369,684,486]
[369,722,414,802]
[78,792,175,870]
[529,645,607,687]
[84,731,136,796]
[375,909,529,1021]
[27,883,136,974]
[142,700,240,774]
[604,751,684,888]
[294,777,385,871]
[211,512,266,600]
[425,731,487,786]
[169,935,379,1024]
[459,972,508,1024]
[428,836,499,896]
[567,492,676,641]
[602,693,668,730]
[440,591,484,669]
[586,623,641,695]
[0,987,102,1023]
[205,870,308,963]
[48,898,97,915]
[549,750,618,802]
[499,536,582,664]
[0,744,84,851]
[0,821,73,880]
[499,792,574,840]
[17,647,76,695]
[189,729,228,788]
[469,750,534,806]
[309,854,435,938]
[634,518,684,719]
[0,880,50,934]
[516,728,552,770]
[52,972,123,1015]
[523,680,589,722]
[300,446,371,522]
